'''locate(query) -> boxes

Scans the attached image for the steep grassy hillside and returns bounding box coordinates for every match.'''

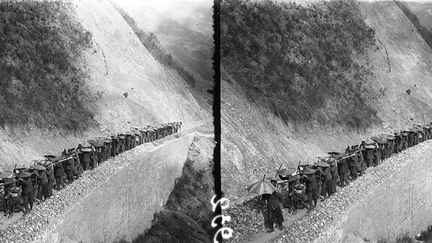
[222,0,380,130]
[0,1,97,131]
[222,0,432,199]
[75,0,209,130]
[222,72,366,199]
[0,0,209,170]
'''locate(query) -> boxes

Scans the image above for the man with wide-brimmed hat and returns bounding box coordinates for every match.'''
[387,135,395,157]
[77,144,92,171]
[17,170,34,214]
[282,174,302,213]
[110,136,119,156]
[53,158,66,190]
[372,142,381,166]
[44,160,55,197]
[361,141,374,167]
[117,134,125,153]
[408,129,417,147]
[328,158,339,195]
[288,179,308,213]
[123,133,133,151]
[102,138,112,161]
[62,150,75,184]
[315,166,324,200]
[29,168,39,203]
[345,146,359,181]
[337,157,349,187]
[32,164,49,201]
[401,131,409,150]
[261,178,284,232]
[316,161,332,199]
[353,145,366,176]
[393,132,402,153]
[302,167,318,210]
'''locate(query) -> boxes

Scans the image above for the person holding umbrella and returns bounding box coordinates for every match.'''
[267,178,284,231]
[247,176,284,232]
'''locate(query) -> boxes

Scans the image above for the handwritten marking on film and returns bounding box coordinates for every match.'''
[211,195,233,243]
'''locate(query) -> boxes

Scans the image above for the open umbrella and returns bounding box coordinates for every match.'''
[246,177,277,196]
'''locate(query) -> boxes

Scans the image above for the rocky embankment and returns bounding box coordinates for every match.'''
[139,128,215,243]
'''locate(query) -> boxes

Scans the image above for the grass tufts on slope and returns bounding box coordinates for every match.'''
[221,0,381,130]
[0,0,97,132]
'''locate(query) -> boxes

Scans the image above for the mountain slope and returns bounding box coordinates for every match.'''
[113,1,214,94]
[222,0,432,199]
[0,0,210,170]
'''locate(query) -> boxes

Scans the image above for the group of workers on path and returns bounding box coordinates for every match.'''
[248,123,432,233]
[0,122,182,218]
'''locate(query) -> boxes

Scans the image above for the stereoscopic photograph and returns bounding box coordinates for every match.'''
[0,0,214,242]
[3,0,432,242]
[221,0,432,242]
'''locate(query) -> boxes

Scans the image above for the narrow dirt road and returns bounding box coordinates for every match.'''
[0,120,212,243]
